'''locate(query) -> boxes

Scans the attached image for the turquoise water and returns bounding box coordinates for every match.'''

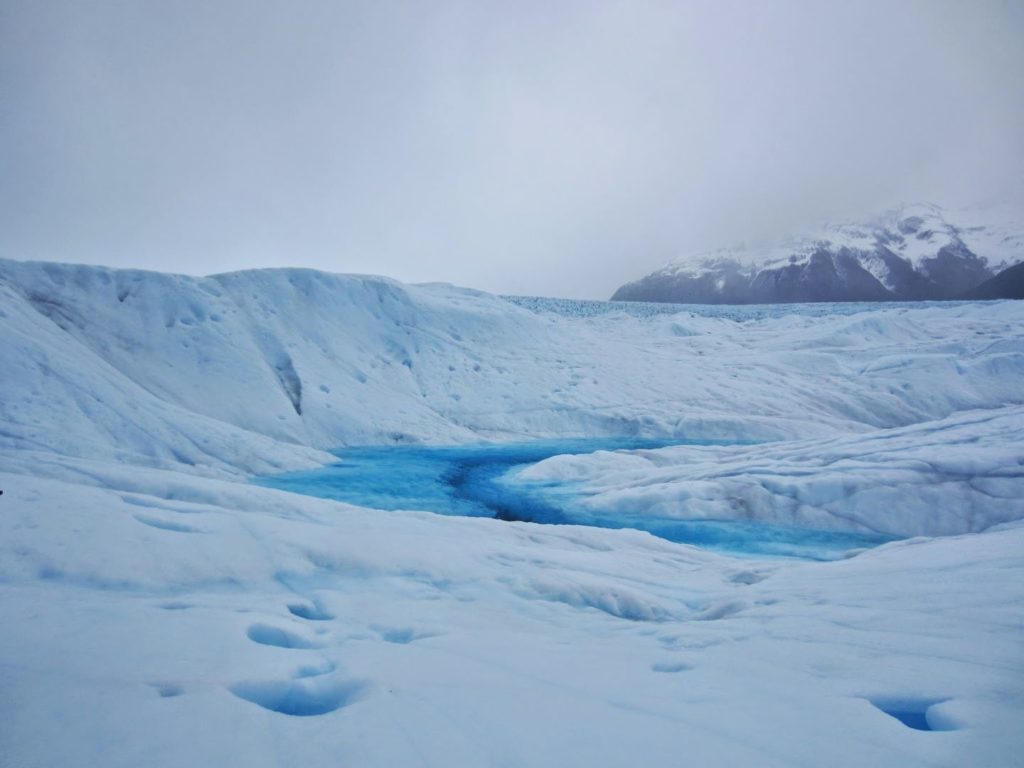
[256,438,894,561]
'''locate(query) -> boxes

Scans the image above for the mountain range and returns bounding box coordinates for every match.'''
[612,203,1023,304]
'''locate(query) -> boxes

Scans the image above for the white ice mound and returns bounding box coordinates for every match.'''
[519,407,1024,537]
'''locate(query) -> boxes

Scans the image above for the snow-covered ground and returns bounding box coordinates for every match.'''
[1,259,1022,766]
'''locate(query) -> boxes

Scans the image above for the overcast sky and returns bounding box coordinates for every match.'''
[2,1,1022,298]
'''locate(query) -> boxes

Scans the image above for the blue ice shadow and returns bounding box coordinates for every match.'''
[869,698,951,731]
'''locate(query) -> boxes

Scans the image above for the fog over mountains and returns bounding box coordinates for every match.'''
[612,203,1024,304]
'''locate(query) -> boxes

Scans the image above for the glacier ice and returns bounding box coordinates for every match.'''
[1,259,1022,767]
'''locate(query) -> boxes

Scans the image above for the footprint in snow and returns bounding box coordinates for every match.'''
[294,660,336,679]
[151,682,185,698]
[246,623,322,649]
[287,602,334,621]
[159,601,191,611]
[232,623,365,716]
[694,600,748,621]
[229,677,366,717]
[372,625,438,644]
[726,570,767,585]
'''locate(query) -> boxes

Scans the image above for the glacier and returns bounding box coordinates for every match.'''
[1,258,1023,766]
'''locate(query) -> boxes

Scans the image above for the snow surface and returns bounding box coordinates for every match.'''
[1,259,1023,766]
[517,406,1024,537]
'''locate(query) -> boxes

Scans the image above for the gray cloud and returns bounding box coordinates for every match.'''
[2,0,1022,298]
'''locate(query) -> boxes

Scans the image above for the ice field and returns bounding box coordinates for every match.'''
[1,259,1023,766]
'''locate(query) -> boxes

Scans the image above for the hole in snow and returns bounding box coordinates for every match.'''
[152,682,184,698]
[374,626,436,644]
[869,698,952,731]
[287,603,334,621]
[160,601,191,610]
[294,661,336,679]
[230,678,365,717]
[726,570,766,585]
[246,623,320,649]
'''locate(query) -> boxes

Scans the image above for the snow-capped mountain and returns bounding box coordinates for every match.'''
[612,203,1024,304]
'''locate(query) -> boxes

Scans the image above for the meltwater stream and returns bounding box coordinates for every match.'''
[256,438,894,561]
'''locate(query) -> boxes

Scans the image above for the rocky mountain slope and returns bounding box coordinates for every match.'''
[613,203,1023,304]
[962,261,1024,300]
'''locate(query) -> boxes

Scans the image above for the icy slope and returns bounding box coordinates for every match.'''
[3,259,1024,478]
[518,405,1024,537]
[0,269,331,477]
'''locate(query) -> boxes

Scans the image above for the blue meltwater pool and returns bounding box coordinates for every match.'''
[255,438,894,561]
